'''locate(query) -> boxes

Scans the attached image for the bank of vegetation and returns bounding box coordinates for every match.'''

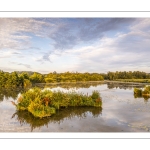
[104,71,150,80]
[13,87,102,118]
[1,70,150,88]
[0,70,104,88]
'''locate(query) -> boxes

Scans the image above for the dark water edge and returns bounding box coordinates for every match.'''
[0,82,150,132]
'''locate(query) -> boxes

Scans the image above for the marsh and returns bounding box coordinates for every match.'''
[0,82,150,132]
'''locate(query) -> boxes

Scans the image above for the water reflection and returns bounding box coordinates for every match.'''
[134,94,150,102]
[1,82,150,132]
[106,82,150,102]
[12,107,102,131]
[0,82,148,102]
[34,81,104,90]
[107,82,145,90]
[0,88,22,101]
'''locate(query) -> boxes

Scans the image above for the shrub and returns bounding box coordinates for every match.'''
[28,101,56,118]
[134,88,142,96]
[142,86,150,95]
[24,79,32,88]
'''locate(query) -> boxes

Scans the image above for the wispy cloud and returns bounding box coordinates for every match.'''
[33,52,52,63]
[0,18,51,50]
[0,50,21,58]
[10,61,31,69]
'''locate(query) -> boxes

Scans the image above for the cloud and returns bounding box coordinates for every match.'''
[47,18,136,50]
[0,50,21,58]
[0,66,17,72]
[62,18,150,73]
[0,18,136,52]
[33,49,63,63]
[10,62,31,69]
[33,52,52,63]
[0,18,51,50]
[104,18,150,54]
[1,18,150,73]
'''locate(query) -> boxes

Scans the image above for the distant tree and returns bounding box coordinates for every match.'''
[30,72,44,83]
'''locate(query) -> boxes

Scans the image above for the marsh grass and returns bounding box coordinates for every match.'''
[15,87,102,118]
[134,85,150,100]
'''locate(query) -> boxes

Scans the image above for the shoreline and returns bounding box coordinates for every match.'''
[34,80,150,86]
[104,80,150,85]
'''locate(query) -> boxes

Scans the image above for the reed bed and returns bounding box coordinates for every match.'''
[134,85,150,100]
[14,87,102,118]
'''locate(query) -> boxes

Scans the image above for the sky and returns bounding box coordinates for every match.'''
[0,18,150,74]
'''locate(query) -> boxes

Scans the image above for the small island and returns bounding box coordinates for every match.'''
[134,86,150,99]
[13,87,102,118]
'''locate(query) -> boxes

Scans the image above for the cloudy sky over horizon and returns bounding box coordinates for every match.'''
[0,18,150,73]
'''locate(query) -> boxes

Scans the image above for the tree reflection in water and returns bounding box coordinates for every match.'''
[0,88,23,101]
[107,82,150,102]
[134,93,150,103]
[3,81,149,131]
[34,81,104,90]
[107,82,144,90]
[12,107,102,131]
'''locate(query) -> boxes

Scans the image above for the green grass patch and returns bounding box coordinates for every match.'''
[14,87,102,118]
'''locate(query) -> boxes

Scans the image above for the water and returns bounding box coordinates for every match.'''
[0,82,150,132]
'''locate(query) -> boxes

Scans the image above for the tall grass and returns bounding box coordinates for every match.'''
[134,85,150,100]
[15,87,102,118]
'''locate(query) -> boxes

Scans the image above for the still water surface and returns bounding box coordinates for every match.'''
[0,82,150,132]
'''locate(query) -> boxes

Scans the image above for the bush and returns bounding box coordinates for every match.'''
[142,86,150,95]
[134,88,142,96]
[24,79,32,88]
[28,101,56,118]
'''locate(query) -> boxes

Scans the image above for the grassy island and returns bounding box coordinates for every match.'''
[134,85,150,99]
[13,87,102,118]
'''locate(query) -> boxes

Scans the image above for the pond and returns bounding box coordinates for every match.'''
[0,81,150,132]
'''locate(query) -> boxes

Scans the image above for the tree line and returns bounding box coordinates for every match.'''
[103,71,150,80]
[0,70,150,88]
[0,70,104,88]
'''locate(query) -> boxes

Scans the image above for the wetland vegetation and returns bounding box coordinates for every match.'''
[1,81,150,132]
[0,70,104,88]
[134,85,150,100]
[14,87,102,118]
[1,70,150,89]
[1,70,150,130]
[105,71,150,80]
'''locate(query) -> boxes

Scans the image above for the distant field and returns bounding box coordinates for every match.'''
[115,79,150,83]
